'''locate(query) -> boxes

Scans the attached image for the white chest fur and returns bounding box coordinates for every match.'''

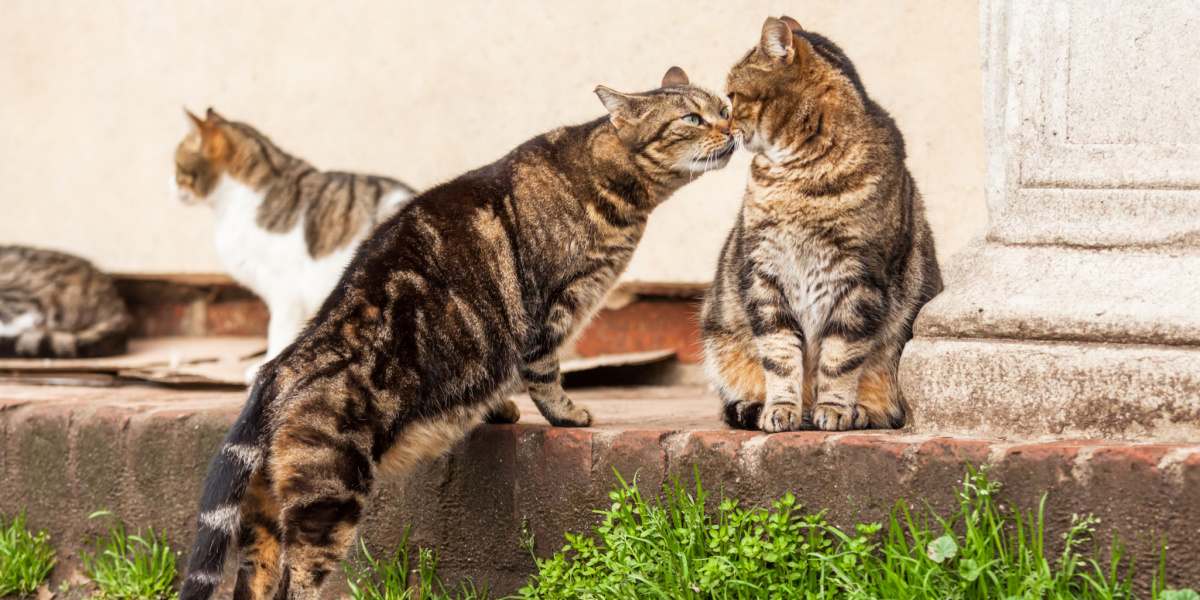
[209,176,359,314]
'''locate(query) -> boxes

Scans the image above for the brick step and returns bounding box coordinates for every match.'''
[1,383,1197,594]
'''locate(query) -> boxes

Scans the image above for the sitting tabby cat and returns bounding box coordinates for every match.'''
[0,245,130,358]
[174,109,416,378]
[180,67,734,600]
[702,17,943,432]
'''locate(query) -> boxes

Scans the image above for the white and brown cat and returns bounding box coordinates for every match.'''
[174,109,416,380]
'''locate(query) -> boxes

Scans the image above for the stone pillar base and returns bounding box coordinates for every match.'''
[900,242,1200,441]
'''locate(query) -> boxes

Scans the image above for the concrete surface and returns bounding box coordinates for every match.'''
[0,1,986,282]
[2,383,1198,595]
[899,0,1200,439]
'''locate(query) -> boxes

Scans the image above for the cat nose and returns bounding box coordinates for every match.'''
[717,120,732,135]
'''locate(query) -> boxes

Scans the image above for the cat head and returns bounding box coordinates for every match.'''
[594,67,736,176]
[174,108,284,205]
[726,17,868,160]
[173,108,229,205]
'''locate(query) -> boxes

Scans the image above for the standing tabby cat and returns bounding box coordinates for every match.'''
[174,109,416,376]
[180,67,734,600]
[0,245,130,358]
[702,17,943,432]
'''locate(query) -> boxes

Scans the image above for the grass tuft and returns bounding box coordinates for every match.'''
[345,529,489,600]
[0,512,56,597]
[82,511,178,600]
[516,467,1198,599]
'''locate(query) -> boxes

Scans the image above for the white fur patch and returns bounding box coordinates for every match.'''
[0,312,41,337]
[222,443,263,469]
[207,175,365,357]
[186,571,223,585]
[199,504,240,534]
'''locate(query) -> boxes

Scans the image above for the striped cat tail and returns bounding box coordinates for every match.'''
[71,311,130,357]
[0,311,128,358]
[180,373,273,600]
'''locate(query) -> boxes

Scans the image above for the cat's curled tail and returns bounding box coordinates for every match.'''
[179,370,274,600]
[0,314,129,358]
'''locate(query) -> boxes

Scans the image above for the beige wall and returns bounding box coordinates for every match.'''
[0,1,985,284]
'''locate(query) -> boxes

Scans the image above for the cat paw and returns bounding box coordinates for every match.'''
[812,402,868,431]
[759,402,805,433]
[546,404,592,428]
[484,399,522,424]
[722,399,764,430]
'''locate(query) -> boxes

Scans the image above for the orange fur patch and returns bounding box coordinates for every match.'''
[856,364,902,427]
[711,339,766,403]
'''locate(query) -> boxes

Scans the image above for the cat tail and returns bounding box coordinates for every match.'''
[0,311,129,358]
[180,371,274,600]
[70,310,131,357]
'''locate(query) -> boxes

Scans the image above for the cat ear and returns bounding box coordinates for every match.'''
[184,108,204,130]
[595,85,646,124]
[759,17,795,63]
[204,107,226,124]
[779,15,803,32]
[595,85,645,141]
[661,66,689,88]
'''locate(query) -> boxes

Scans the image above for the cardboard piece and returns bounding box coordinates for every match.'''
[0,336,265,387]
[0,337,675,389]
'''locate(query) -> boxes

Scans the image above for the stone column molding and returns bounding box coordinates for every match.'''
[899,0,1200,440]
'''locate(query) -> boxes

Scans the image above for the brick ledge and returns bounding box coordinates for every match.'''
[1,384,1197,594]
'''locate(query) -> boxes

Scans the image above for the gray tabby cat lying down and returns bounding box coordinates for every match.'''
[0,245,130,358]
[173,109,416,381]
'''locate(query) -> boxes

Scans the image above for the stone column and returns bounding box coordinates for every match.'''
[899,0,1200,440]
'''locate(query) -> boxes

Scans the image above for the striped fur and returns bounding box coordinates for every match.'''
[181,68,734,600]
[701,18,943,432]
[174,110,416,369]
[0,245,129,358]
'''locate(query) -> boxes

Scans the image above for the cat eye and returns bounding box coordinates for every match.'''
[720,105,731,119]
[681,113,704,126]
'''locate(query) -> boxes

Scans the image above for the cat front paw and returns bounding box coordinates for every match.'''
[759,402,805,432]
[812,401,868,431]
[546,403,592,428]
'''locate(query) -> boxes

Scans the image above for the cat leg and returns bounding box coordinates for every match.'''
[519,276,604,427]
[232,472,284,600]
[753,330,807,432]
[812,284,885,431]
[741,270,806,432]
[272,439,372,600]
[246,302,307,383]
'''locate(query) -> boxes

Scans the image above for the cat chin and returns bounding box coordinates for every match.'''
[680,157,732,174]
[170,178,207,206]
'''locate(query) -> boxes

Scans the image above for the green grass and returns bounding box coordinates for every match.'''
[82,512,178,600]
[0,512,57,597]
[516,468,1198,599]
[345,529,489,600]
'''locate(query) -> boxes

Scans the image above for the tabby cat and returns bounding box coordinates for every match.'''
[701,17,943,432]
[174,109,416,377]
[180,67,734,600]
[0,245,130,358]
